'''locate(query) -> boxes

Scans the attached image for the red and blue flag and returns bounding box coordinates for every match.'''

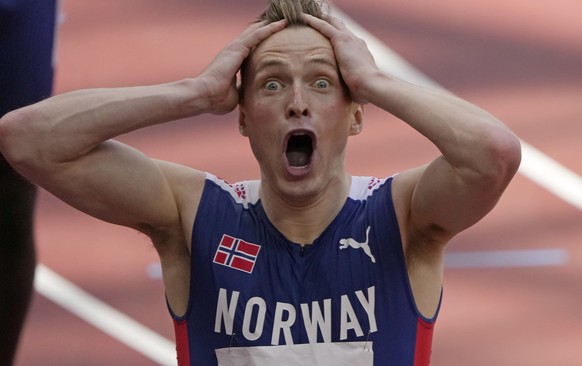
[213,234,261,274]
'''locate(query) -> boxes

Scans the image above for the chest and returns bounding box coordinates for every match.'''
[199,223,385,345]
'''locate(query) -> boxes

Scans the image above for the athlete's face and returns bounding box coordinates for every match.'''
[239,25,363,198]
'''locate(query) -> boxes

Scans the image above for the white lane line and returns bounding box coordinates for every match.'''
[332,8,582,212]
[34,264,176,365]
[519,141,582,211]
[148,262,164,279]
[445,249,569,269]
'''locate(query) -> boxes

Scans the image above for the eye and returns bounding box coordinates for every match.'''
[314,79,330,89]
[265,80,282,91]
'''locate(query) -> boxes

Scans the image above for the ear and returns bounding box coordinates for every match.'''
[238,108,248,137]
[349,104,364,136]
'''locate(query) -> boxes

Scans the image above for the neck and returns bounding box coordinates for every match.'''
[260,173,352,245]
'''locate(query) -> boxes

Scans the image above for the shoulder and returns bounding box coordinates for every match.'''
[391,165,430,209]
[392,166,450,266]
[151,161,206,245]
[156,160,207,202]
[390,166,441,246]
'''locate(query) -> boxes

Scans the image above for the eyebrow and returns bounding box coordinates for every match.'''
[308,57,338,70]
[255,59,288,74]
[255,56,338,74]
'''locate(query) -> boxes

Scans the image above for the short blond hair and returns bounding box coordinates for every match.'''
[257,0,329,24]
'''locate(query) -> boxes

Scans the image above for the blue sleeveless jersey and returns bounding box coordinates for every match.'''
[169,174,439,365]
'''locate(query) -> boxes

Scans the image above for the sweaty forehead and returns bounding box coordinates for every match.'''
[249,26,335,67]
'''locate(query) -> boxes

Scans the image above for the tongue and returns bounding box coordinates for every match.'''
[286,151,310,167]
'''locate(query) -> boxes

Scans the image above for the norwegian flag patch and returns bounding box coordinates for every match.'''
[213,235,261,274]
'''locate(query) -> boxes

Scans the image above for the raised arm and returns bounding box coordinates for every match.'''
[304,14,521,315]
[304,14,521,242]
[0,20,287,238]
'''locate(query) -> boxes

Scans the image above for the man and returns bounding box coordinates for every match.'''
[0,1,57,364]
[0,0,521,364]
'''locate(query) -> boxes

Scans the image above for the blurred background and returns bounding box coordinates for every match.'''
[13,0,582,364]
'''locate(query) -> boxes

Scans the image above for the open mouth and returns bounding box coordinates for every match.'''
[285,132,314,168]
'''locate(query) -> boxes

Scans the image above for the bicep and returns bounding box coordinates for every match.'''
[404,155,508,240]
[37,140,183,233]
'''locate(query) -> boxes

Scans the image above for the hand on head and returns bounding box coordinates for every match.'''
[301,13,378,105]
[198,19,287,115]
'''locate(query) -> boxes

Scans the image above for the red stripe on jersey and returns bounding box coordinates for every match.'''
[173,319,190,366]
[414,318,435,366]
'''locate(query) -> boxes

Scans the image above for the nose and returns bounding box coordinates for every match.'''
[286,84,310,119]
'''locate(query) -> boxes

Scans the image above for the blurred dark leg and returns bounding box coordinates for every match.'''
[0,158,37,365]
[0,0,57,363]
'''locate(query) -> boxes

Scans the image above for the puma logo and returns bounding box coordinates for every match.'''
[339,226,376,263]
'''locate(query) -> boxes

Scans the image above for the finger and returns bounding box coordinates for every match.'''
[324,15,349,31]
[301,13,340,37]
[238,20,271,38]
[238,19,287,50]
[304,13,350,34]
[303,14,358,42]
